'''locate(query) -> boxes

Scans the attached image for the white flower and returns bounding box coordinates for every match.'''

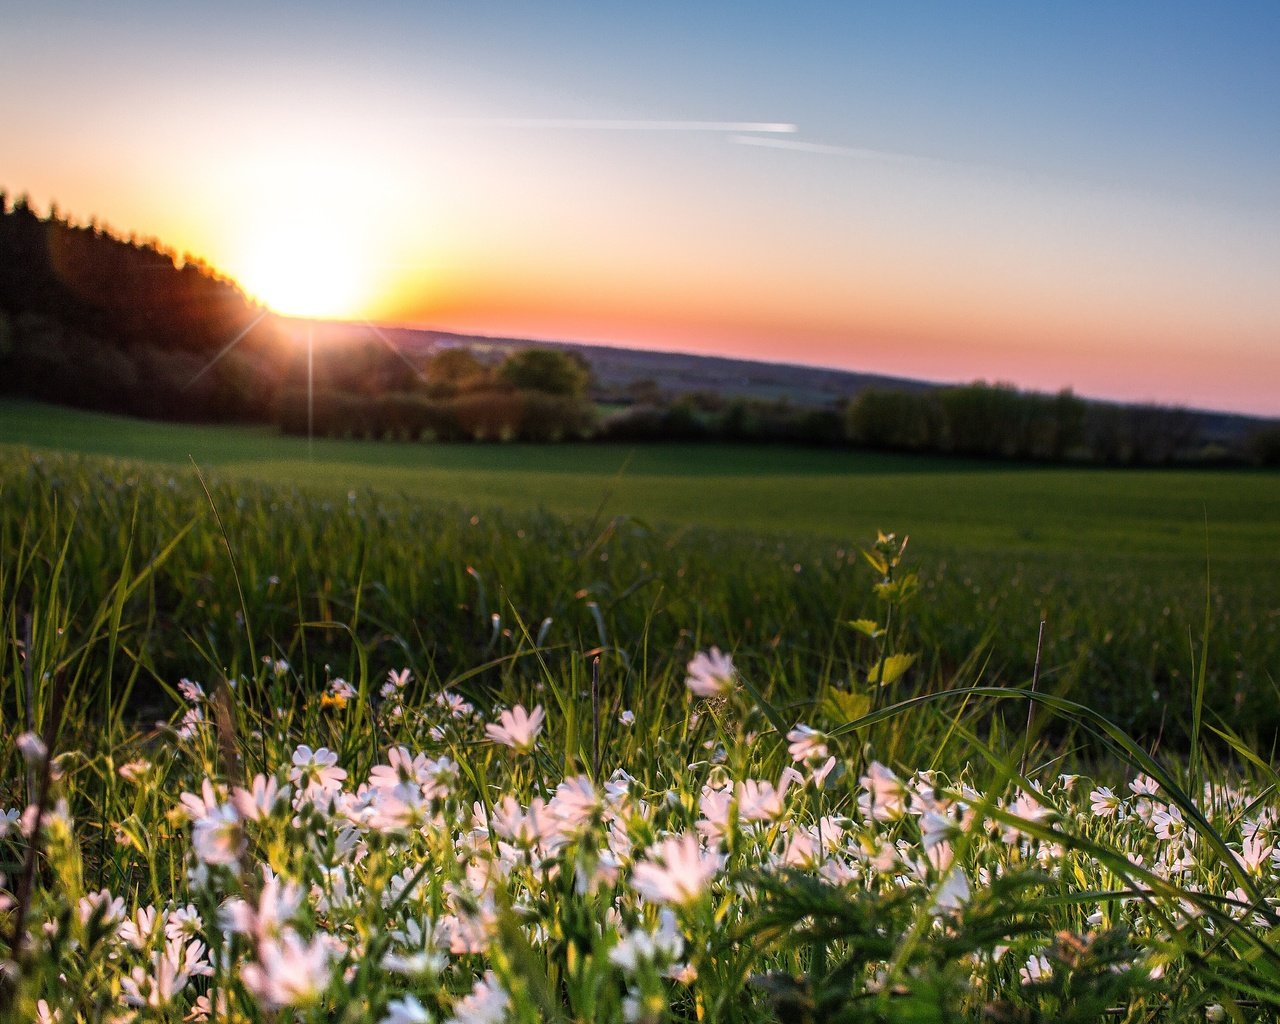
[921,808,958,852]
[382,948,447,978]
[786,724,829,763]
[696,787,732,841]
[175,706,204,740]
[288,745,347,792]
[328,677,357,700]
[811,756,837,788]
[184,991,234,1022]
[685,647,735,698]
[220,872,303,938]
[383,668,412,698]
[930,867,971,915]
[178,779,224,821]
[781,829,819,868]
[857,762,908,821]
[490,795,563,852]
[381,994,433,1024]
[1151,805,1186,842]
[177,678,205,702]
[367,786,431,832]
[604,768,637,803]
[165,904,202,941]
[191,804,244,866]
[484,704,545,753]
[1238,835,1274,874]
[609,910,684,972]
[78,888,126,931]
[445,972,508,1024]
[1002,789,1051,843]
[619,709,636,726]
[240,930,333,1009]
[435,689,473,717]
[233,774,288,820]
[369,747,433,801]
[118,758,151,783]
[735,778,789,823]
[631,832,724,906]
[119,906,161,949]
[121,939,206,1008]
[1020,953,1052,986]
[551,775,601,830]
[1089,786,1121,818]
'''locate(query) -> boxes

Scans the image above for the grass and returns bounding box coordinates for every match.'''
[4,398,1279,736]
[3,399,1278,559]
[3,441,1280,1020]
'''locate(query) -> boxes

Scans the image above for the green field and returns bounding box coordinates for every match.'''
[4,399,1277,565]
[2,398,1278,737]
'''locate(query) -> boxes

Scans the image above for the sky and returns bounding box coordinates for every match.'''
[3,1,1279,415]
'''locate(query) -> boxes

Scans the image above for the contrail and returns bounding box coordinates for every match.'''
[728,134,948,168]
[432,117,798,134]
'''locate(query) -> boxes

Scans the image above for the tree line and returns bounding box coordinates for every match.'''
[0,191,286,420]
[844,384,1213,464]
[275,346,597,442]
[597,383,1278,465]
[2,191,1275,462]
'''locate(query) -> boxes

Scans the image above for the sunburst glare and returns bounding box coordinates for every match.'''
[233,209,373,319]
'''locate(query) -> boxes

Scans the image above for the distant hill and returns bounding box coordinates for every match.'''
[297,320,1270,445]
[311,321,930,406]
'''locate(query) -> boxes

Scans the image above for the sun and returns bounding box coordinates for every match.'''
[232,207,374,320]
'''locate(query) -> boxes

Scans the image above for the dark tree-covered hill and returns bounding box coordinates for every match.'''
[0,192,285,421]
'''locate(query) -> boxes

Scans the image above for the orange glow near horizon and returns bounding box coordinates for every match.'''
[8,165,1280,416]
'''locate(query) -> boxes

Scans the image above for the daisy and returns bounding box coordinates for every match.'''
[445,972,508,1024]
[240,930,333,1009]
[288,745,347,792]
[786,724,829,763]
[233,773,288,820]
[631,832,724,907]
[1089,786,1121,818]
[381,994,432,1024]
[484,704,545,753]
[857,761,908,822]
[191,804,244,867]
[685,647,735,698]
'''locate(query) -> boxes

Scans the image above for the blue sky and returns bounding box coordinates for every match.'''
[4,1,1279,413]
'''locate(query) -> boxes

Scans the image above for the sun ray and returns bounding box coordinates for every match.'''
[181,309,270,390]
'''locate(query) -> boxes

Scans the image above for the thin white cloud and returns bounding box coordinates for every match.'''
[434,118,797,134]
[728,134,948,168]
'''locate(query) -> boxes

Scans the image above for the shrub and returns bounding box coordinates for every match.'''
[451,389,525,441]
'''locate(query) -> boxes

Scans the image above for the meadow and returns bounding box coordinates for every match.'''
[2,399,1278,736]
[2,400,1280,1022]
